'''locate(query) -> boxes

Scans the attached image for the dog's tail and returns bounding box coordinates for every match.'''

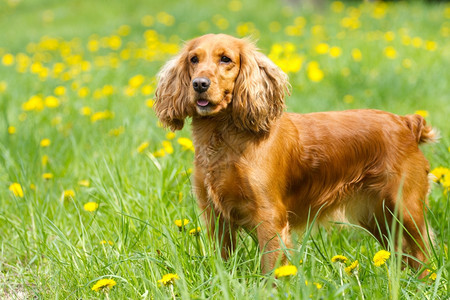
[404,114,439,144]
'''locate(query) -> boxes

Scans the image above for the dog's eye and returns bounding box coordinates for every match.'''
[220,56,231,63]
[190,56,199,64]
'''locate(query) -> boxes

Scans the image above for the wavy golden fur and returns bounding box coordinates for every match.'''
[155,34,436,274]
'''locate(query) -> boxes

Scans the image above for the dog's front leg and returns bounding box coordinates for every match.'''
[199,200,237,260]
[256,217,292,274]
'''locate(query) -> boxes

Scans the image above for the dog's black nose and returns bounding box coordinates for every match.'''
[192,77,211,93]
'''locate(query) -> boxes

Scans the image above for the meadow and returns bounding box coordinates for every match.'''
[0,0,449,298]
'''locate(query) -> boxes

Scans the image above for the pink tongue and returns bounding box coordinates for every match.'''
[197,99,209,107]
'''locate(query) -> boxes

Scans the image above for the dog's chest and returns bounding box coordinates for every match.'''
[194,136,256,226]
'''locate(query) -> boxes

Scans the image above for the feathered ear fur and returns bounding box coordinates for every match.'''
[232,40,290,133]
[154,49,192,131]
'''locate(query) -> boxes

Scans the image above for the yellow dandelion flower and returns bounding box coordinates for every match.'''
[84,201,99,212]
[63,190,75,199]
[22,95,44,111]
[40,138,51,147]
[108,35,122,50]
[236,22,254,37]
[102,85,115,96]
[51,116,61,126]
[124,86,136,97]
[373,250,390,266]
[212,14,229,30]
[0,81,7,92]
[93,89,103,100]
[166,132,176,140]
[414,110,428,118]
[412,37,423,48]
[78,87,90,98]
[100,240,114,245]
[42,173,54,180]
[306,280,323,289]
[228,0,242,12]
[402,58,412,69]
[401,35,411,46]
[274,265,298,278]
[189,227,202,236]
[53,63,65,76]
[145,99,155,108]
[351,48,362,62]
[117,24,130,36]
[9,183,24,198]
[425,41,437,51]
[78,180,90,187]
[177,137,194,152]
[129,74,145,88]
[91,278,116,292]
[157,273,179,286]
[384,46,397,59]
[156,12,175,27]
[2,53,15,66]
[8,126,16,135]
[109,126,125,137]
[307,62,324,82]
[315,43,329,54]
[430,167,449,183]
[91,110,114,122]
[153,149,166,158]
[314,282,323,289]
[331,1,345,13]
[343,95,354,104]
[372,2,388,19]
[384,31,395,42]
[329,46,342,58]
[41,155,49,167]
[442,176,450,191]
[345,260,359,275]
[174,219,189,228]
[87,39,100,52]
[44,96,60,108]
[80,106,92,116]
[137,142,150,153]
[331,255,348,263]
[285,25,302,36]
[162,141,173,154]
[430,272,437,280]
[426,269,437,280]
[141,84,154,95]
[54,86,66,96]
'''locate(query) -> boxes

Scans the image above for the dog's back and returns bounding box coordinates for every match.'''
[281,109,434,268]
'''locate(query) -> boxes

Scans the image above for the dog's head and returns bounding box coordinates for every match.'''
[154,34,290,133]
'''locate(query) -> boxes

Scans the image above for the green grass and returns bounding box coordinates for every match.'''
[1,0,449,298]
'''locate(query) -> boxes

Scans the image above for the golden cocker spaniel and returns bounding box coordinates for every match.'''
[154,34,436,274]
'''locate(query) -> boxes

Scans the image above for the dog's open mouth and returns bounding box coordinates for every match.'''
[197,99,210,107]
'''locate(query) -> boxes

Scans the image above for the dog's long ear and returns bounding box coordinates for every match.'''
[154,48,192,131]
[232,40,290,133]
